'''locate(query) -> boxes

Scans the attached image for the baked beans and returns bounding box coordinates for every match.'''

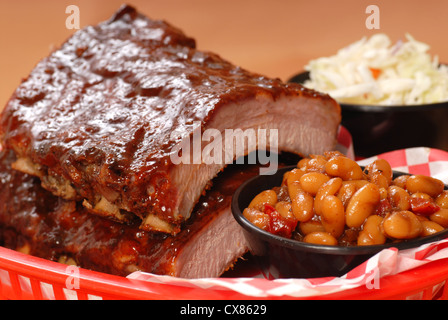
[243,151,448,246]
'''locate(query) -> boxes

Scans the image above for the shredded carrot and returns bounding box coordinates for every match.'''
[369,67,382,79]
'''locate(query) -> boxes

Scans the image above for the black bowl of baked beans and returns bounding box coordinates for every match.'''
[231,151,448,278]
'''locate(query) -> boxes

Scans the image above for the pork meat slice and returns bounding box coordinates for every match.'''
[0,5,341,234]
[0,150,266,278]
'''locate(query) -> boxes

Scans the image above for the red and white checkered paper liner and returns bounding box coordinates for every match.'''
[128,130,448,298]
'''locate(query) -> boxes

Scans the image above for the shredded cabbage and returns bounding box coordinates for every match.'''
[304,33,448,106]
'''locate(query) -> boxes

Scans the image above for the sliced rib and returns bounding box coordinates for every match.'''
[0,150,264,278]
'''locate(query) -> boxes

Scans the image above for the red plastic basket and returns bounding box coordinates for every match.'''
[1,139,448,300]
[0,245,447,300]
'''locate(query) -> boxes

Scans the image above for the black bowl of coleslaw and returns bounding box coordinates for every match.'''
[289,71,448,158]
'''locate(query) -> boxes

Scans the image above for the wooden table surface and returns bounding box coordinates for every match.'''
[1,0,448,154]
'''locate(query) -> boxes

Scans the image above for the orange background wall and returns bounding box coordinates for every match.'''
[1,0,447,109]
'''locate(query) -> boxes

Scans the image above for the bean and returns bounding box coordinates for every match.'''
[369,172,390,189]
[406,175,444,198]
[288,168,305,183]
[291,191,314,222]
[346,180,370,189]
[415,214,429,222]
[325,156,364,180]
[382,211,423,239]
[358,215,386,246]
[337,182,357,207]
[308,154,328,171]
[275,201,294,220]
[346,183,381,228]
[243,208,270,231]
[411,192,433,201]
[248,190,277,211]
[388,185,411,211]
[303,231,338,246]
[337,180,370,206]
[435,190,448,209]
[275,185,290,202]
[298,155,327,172]
[321,195,345,238]
[324,151,345,159]
[392,175,409,189]
[379,187,388,200]
[299,220,325,235]
[286,168,305,199]
[430,208,448,228]
[314,177,342,216]
[421,220,444,236]
[300,172,330,196]
[297,158,309,169]
[365,159,393,186]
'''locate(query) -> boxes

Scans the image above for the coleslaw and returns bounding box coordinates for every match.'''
[304,33,448,106]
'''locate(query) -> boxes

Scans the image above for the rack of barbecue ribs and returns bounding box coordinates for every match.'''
[0,149,255,278]
[0,5,340,235]
[0,5,340,278]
